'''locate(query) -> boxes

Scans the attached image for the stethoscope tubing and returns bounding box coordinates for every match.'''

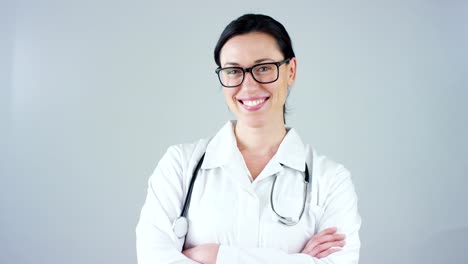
[270,163,309,226]
[173,153,311,238]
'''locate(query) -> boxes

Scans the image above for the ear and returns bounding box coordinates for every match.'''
[287,57,297,87]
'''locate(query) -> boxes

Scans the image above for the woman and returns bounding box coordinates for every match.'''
[136,14,361,264]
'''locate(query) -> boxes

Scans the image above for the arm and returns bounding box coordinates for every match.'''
[136,146,199,264]
[184,227,345,264]
[311,164,361,264]
[185,164,361,264]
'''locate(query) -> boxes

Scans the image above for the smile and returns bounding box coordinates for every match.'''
[237,97,270,111]
[243,98,266,106]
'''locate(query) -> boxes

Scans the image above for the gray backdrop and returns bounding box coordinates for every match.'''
[2,0,467,263]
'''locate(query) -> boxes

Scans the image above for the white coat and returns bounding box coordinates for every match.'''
[136,121,361,264]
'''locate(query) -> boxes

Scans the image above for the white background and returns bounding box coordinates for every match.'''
[1,0,467,263]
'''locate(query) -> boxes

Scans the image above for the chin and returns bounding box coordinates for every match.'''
[237,114,270,128]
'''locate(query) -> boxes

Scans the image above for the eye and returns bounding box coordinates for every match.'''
[225,68,242,75]
[256,65,273,73]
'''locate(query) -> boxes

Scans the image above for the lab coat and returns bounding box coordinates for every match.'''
[136,121,361,264]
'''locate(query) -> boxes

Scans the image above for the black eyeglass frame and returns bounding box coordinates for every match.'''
[215,58,291,88]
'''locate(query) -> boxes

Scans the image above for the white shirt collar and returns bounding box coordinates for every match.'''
[201,121,238,169]
[275,127,307,172]
[201,121,306,173]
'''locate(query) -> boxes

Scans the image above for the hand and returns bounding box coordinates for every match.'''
[301,227,346,259]
[182,243,220,264]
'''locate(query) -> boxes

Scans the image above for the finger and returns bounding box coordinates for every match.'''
[182,248,191,257]
[308,240,346,257]
[307,239,345,256]
[302,233,345,253]
[301,227,338,252]
[302,232,345,253]
[316,247,342,259]
[316,227,338,237]
[315,233,346,245]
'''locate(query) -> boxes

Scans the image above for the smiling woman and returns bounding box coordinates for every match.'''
[218,31,295,130]
[136,14,361,264]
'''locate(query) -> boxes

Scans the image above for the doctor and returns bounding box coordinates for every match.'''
[136,14,361,264]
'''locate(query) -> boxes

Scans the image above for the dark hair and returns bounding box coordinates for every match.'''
[214,14,295,66]
[214,14,295,123]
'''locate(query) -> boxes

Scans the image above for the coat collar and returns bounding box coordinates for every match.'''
[201,121,238,169]
[201,120,306,173]
[274,128,306,172]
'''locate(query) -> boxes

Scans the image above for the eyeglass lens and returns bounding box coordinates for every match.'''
[218,63,278,87]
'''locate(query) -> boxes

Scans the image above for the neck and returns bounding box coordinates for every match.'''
[234,119,287,155]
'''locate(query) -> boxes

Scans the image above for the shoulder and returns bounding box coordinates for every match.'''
[286,128,350,181]
[311,148,351,181]
[147,137,211,188]
[163,121,231,164]
[161,137,211,170]
[307,146,356,206]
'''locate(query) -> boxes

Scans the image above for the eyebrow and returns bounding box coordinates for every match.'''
[223,58,275,67]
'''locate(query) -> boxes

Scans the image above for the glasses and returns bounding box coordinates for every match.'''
[215,58,291,88]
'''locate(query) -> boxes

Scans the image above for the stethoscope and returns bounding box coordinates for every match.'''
[172,153,311,239]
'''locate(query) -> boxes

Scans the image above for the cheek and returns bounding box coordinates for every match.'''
[270,85,288,105]
[268,72,289,103]
[223,89,238,105]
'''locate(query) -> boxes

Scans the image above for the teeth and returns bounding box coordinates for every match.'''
[243,99,265,106]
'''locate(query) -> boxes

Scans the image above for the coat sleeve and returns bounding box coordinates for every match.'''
[136,145,199,264]
[215,163,361,264]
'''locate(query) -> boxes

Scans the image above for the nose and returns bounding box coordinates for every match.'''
[241,71,259,90]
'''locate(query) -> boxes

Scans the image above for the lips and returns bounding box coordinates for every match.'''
[237,97,270,111]
[242,98,266,106]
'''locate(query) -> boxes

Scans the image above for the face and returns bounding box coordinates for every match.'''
[219,32,297,128]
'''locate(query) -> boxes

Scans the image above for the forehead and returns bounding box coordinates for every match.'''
[219,32,283,66]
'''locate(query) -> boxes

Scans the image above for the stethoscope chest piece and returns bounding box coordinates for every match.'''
[277,216,300,226]
[172,216,188,239]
